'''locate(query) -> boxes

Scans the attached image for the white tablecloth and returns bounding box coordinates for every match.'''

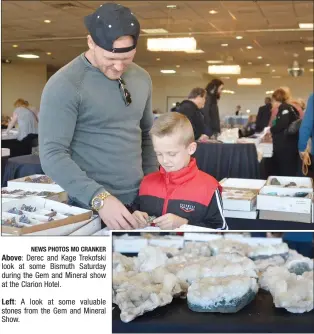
[2,129,18,140]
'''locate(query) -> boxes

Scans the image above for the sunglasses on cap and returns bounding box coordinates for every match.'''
[118,78,132,106]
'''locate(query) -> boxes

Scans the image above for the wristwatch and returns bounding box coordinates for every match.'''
[91,191,111,211]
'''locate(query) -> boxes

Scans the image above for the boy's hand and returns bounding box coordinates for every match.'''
[132,211,149,228]
[153,214,188,230]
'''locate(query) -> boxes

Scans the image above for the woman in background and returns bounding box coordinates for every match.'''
[270,88,300,176]
[201,78,224,138]
[6,98,38,141]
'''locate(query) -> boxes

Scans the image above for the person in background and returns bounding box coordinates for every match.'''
[283,232,313,258]
[132,112,227,230]
[270,88,300,176]
[298,93,314,177]
[39,3,158,230]
[239,114,257,138]
[256,97,272,132]
[170,102,180,112]
[268,87,304,126]
[235,105,241,116]
[176,87,209,141]
[6,98,38,141]
[201,78,224,138]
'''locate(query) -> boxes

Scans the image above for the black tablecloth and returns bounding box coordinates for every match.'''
[113,290,314,333]
[194,142,260,180]
[2,154,43,187]
[1,155,10,184]
[226,218,314,230]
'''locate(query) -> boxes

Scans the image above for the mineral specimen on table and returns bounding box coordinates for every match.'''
[134,246,168,272]
[19,215,31,224]
[248,243,289,261]
[209,239,251,256]
[113,267,185,322]
[8,207,23,215]
[113,252,137,274]
[187,276,258,313]
[268,269,313,313]
[285,256,313,275]
[146,216,156,224]
[21,204,36,212]
[270,178,281,185]
[182,242,212,257]
[258,266,291,291]
[284,182,297,187]
[254,255,286,273]
[176,255,257,285]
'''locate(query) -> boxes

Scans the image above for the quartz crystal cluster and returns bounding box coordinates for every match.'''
[113,238,313,322]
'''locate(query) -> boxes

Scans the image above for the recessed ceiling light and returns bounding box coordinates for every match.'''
[246,46,253,49]
[176,65,180,68]
[44,20,51,23]
[141,28,168,34]
[310,69,314,72]
[221,44,228,47]
[266,64,270,66]
[222,89,235,94]
[257,56,263,59]
[248,62,252,65]
[12,44,18,48]
[206,60,224,64]
[166,5,177,9]
[209,10,218,14]
[208,65,241,75]
[236,36,243,40]
[246,109,251,113]
[192,70,195,73]
[272,69,276,72]
[299,23,314,29]
[266,90,274,94]
[272,76,281,78]
[221,77,230,79]
[305,46,314,51]
[156,58,161,61]
[46,52,52,55]
[160,69,176,74]
[17,54,40,59]
[308,59,314,63]
[293,53,299,57]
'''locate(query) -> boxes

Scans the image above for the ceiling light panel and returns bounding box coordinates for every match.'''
[147,37,196,52]
[237,78,262,85]
[208,65,241,75]
[141,28,168,34]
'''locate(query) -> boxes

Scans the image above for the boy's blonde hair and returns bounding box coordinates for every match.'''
[150,112,195,146]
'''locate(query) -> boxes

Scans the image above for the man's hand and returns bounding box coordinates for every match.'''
[133,210,149,228]
[153,213,188,230]
[98,196,139,230]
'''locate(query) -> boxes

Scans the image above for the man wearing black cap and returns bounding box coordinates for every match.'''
[39,3,158,230]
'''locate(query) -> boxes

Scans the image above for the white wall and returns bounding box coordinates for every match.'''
[149,71,314,116]
[2,62,47,117]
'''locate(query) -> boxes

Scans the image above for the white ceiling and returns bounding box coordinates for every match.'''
[1,1,314,78]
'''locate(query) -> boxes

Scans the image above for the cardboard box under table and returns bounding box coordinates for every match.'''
[1,198,92,235]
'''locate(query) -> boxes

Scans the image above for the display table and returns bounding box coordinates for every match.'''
[226,217,314,230]
[224,115,249,127]
[194,142,260,180]
[113,290,314,333]
[2,154,43,187]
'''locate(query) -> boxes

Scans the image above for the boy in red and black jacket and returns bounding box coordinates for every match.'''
[131,112,227,230]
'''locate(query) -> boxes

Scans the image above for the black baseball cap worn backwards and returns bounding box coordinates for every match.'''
[84,3,140,53]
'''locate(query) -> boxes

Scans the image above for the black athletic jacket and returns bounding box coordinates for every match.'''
[133,158,228,230]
